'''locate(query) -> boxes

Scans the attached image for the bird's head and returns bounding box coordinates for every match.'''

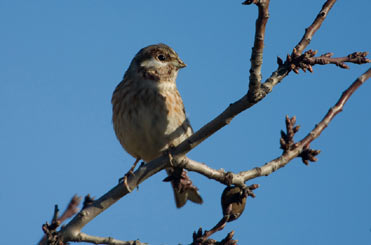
[128,43,186,82]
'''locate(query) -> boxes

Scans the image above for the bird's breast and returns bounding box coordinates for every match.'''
[113,81,190,162]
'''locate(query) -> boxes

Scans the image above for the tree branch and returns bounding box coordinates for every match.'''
[298,67,371,147]
[58,158,167,243]
[39,195,81,245]
[181,68,371,184]
[304,51,370,69]
[262,0,338,92]
[71,233,146,245]
[253,67,371,177]
[294,0,337,55]
[242,0,270,97]
[45,1,369,243]
[282,50,370,74]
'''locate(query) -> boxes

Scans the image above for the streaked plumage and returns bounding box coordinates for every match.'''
[112,44,202,208]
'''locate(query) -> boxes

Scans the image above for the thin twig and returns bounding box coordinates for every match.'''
[299,67,371,148]
[192,228,237,245]
[302,51,370,70]
[39,195,81,245]
[241,68,371,181]
[73,232,147,245]
[181,68,371,185]
[283,50,370,74]
[294,0,337,55]
[243,0,270,97]
[262,0,338,92]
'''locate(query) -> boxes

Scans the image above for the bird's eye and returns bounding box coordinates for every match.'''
[157,54,166,61]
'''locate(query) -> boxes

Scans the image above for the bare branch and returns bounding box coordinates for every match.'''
[71,233,146,245]
[241,67,371,181]
[180,68,371,185]
[192,229,237,245]
[39,195,81,245]
[284,50,370,74]
[280,115,300,152]
[299,67,371,147]
[294,0,337,55]
[58,157,168,243]
[262,0,338,92]
[192,218,229,245]
[41,205,64,245]
[243,0,270,97]
[304,51,370,69]
[193,185,258,244]
[47,1,368,243]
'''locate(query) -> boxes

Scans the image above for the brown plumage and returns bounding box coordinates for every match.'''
[112,44,203,208]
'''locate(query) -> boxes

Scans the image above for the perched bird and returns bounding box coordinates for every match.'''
[112,43,203,208]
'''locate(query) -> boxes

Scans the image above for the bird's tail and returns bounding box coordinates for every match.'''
[164,168,203,208]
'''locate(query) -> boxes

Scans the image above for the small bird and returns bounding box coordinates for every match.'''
[112,43,203,208]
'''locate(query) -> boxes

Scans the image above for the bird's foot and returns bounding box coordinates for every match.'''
[118,158,141,192]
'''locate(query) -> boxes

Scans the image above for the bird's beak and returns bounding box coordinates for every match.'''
[176,58,186,69]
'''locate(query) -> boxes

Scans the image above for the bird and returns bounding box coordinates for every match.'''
[111,43,203,208]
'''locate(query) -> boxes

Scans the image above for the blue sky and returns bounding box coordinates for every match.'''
[1,0,370,244]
